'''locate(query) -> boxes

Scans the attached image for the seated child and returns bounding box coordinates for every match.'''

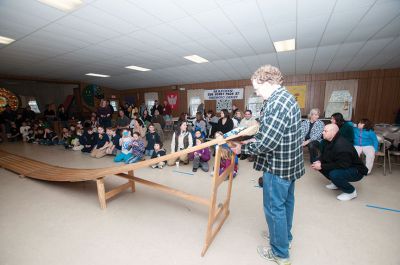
[145,123,161,157]
[26,128,35,143]
[19,121,31,142]
[150,142,166,169]
[34,127,45,144]
[40,127,59,145]
[105,127,120,156]
[219,147,238,179]
[59,127,70,146]
[212,131,225,156]
[81,127,97,153]
[72,129,84,151]
[192,129,206,142]
[126,132,145,164]
[8,122,21,142]
[189,138,210,172]
[114,129,133,163]
[90,126,110,158]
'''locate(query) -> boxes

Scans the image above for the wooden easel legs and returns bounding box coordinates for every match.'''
[95,151,235,257]
[96,170,136,210]
[201,146,235,256]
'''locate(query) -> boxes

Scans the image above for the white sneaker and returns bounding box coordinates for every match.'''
[325,182,338,190]
[257,246,291,265]
[337,190,357,201]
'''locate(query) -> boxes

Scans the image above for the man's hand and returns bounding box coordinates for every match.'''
[302,140,310,147]
[311,160,322,171]
[230,142,242,155]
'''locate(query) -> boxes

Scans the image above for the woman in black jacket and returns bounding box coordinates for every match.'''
[216,109,234,134]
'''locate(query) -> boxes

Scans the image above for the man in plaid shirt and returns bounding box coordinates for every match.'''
[232,65,304,265]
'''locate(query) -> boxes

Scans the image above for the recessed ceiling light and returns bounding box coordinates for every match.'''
[37,0,83,12]
[184,55,209,64]
[125,65,151,71]
[0,36,15,45]
[85,73,110,78]
[273,39,296,52]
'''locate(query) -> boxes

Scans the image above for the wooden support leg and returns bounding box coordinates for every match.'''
[128,170,135,192]
[201,147,235,257]
[96,178,107,210]
[224,154,235,215]
[201,145,222,257]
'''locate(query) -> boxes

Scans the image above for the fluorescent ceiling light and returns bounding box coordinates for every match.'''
[125,65,151,71]
[0,36,15,45]
[85,73,110,78]
[184,55,209,64]
[37,0,83,12]
[273,39,296,52]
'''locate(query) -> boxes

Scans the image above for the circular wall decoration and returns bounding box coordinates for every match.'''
[82,84,104,107]
[94,85,104,99]
[0,88,19,112]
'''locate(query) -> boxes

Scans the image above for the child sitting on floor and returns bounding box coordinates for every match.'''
[219,147,238,179]
[40,127,58,145]
[126,132,145,164]
[114,129,133,163]
[189,138,210,172]
[59,127,70,146]
[192,128,206,142]
[150,142,166,169]
[90,126,110,158]
[26,128,35,143]
[145,123,161,157]
[34,127,44,144]
[81,127,97,153]
[8,122,21,142]
[105,127,120,156]
[72,129,84,151]
[20,121,31,142]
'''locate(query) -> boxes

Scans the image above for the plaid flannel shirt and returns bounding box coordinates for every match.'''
[241,87,305,181]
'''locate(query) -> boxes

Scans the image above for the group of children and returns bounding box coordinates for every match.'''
[14,120,59,145]
[8,118,240,178]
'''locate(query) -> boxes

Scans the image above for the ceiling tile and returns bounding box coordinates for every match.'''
[173,0,219,15]
[130,0,187,22]
[168,17,214,40]
[193,9,237,36]
[72,5,138,34]
[92,0,163,28]
[298,0,336,19]
[257,0,296,26]
[268,21,296,42]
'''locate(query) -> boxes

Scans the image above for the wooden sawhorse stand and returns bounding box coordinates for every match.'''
[95,142,237,257]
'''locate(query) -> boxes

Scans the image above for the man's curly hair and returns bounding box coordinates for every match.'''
[251,65,283,85]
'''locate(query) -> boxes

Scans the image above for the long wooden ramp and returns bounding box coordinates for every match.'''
[0,126,257,256]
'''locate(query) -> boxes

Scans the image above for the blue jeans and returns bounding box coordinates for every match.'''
[114,152,132,163]
[125,155,142,164]
[145,149,154,156]
[263,172,295,259]
[324,168,363,193]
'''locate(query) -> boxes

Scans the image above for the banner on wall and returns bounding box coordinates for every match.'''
[287,85,307,108]
[165,91,178,109]
[204,88,243,100]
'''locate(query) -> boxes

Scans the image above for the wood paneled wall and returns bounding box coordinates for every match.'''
[114,68,400,123]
